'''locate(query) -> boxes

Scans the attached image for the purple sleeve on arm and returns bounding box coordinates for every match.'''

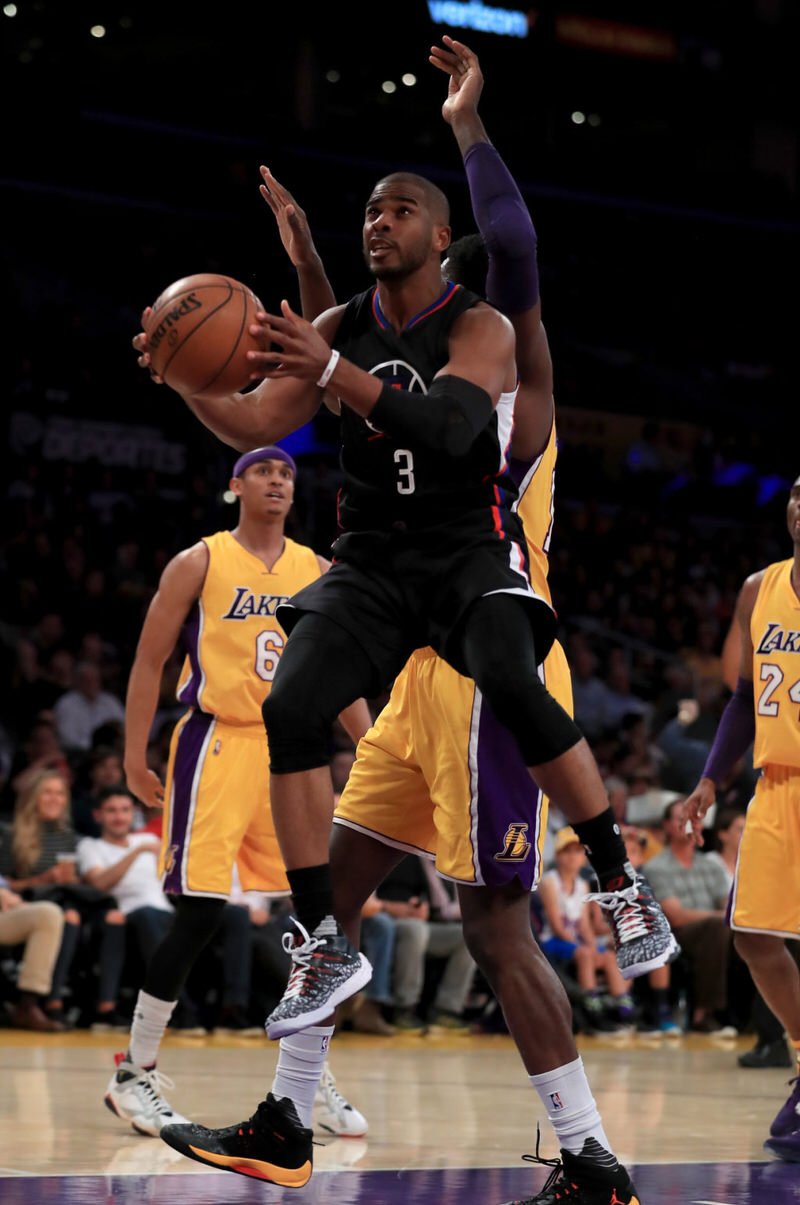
[463,141,539,314]
[702,677,756,785]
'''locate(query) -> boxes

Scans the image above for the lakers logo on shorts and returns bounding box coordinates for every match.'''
[163,844,180,875]
[495,823,532,863]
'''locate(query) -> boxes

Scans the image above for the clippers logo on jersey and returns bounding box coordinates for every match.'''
[549,1092,564,1111]
[495,822,532,863]
[756,623,800,655]
[363,360,427,437]
[222,587,290,621]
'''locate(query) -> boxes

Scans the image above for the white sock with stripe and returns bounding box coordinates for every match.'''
[272,1025,334,1128]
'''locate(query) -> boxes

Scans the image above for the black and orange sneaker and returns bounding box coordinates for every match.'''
[265,920,372,1040]
[502,1138,641,1204]
[159,1092,313,1187]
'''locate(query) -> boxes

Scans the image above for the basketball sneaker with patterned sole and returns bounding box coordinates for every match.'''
[265,920,372,1040]
[104,1053,190,1137]
[313,1062,368,1138]
[502,1139,641,1205]
[159,1092,313,1186]
[586,867,678,980]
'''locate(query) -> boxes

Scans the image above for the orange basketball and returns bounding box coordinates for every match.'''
[144,273,265,397]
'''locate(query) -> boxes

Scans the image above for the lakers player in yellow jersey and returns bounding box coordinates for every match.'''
[104,446,371,1174]
[684,473,800,1162]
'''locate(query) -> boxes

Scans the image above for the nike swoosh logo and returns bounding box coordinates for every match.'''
[188,1146,312,1186]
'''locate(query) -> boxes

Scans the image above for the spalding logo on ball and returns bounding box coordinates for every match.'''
[144,273,265,397]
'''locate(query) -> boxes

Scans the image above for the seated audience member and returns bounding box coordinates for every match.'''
[71,746,125,837]
[538,827,634,1034]
[80,787,256,1034]
[0,768,122,1024]
[53,661,125,753]
[705,806,746,890]
[0,877,65,1031]
[377,853,476,1033]
[644,798,739,1034]
[4,719,71,812]
[349,893,398,1036]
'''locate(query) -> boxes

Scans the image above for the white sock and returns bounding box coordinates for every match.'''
[529,1056,614,1159]
[128,990,177,1070]
[272,1025,334,1127]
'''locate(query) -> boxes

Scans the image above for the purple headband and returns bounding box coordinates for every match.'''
[232,446,297,479]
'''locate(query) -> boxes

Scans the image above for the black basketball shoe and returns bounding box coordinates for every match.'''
[159,1092,313,1187]
[502,1138,641,1204]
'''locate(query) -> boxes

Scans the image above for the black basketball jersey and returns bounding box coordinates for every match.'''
[332,281,519,533]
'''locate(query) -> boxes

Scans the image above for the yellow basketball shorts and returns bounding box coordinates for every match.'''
[160,710,289,899]
[729,764,800,939]
[334,640,573,889]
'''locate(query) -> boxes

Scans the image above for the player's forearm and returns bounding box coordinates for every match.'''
[449,108,490,157]
[463,142,540,314]
[183,382,317,453]
[124,660,164,774]
[86,850,139,893]
[701,678,756,785]
[295,258,337,322]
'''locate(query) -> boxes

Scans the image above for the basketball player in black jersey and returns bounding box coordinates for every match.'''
[134,42,665,1201]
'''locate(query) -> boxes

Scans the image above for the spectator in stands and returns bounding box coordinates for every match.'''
[539,827,634,1033]
[0,876,65,1031]
[568,639,617,743]
[0,768,124,1025]
[71,746,125,837]
[644,798,738,1033]
[4,718,71,812]
[705,806,746,890]
[377,854,476,1034]
[79,786,256,1034]
[53,661,125,753]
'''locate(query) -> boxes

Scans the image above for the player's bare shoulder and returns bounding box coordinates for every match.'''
[160,540,210,597]
[737,567,768,625]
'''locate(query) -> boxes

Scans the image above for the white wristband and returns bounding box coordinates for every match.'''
[316,348,340,389]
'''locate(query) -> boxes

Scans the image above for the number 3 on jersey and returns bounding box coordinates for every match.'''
[394,448,415,495]
[256,629,285,682]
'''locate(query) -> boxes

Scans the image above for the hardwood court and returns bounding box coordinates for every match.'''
[0,1027,796,1203]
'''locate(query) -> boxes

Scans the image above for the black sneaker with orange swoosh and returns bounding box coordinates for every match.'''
[159,1093,313,1187]
[502,1137,641,1204]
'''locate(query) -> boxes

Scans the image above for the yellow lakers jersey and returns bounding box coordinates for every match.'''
[751,558,800,769]
[176,530,321,725]
[510,417,557,605]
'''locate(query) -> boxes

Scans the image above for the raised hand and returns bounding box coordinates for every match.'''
[248,299,331,381]
[429,35,485,126]
[259,167,318,268]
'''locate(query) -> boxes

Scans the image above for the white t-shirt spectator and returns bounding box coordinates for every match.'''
[77,833,173,915]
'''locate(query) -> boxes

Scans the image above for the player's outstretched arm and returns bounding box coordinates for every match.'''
[681,573,761,844]
[132,304,338,452]
[431,36,552,460]
[123,543,208,809]
[259,166,337,321]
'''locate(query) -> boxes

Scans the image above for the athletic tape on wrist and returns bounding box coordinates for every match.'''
[316,348,340,389]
